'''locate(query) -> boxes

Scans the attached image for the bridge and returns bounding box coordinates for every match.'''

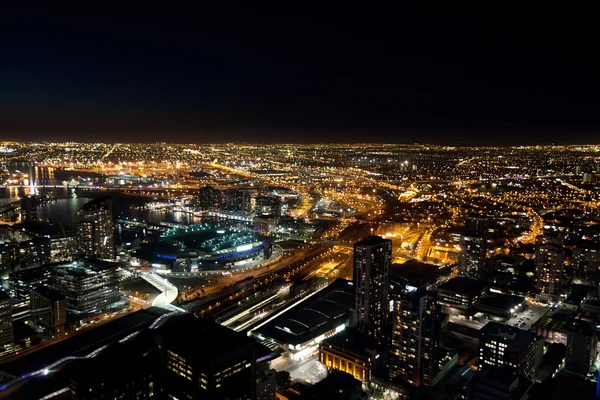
[140,272,182,311]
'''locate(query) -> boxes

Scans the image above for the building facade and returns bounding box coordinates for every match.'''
[389,282,441,386]
[76,198,116,261]
[535,235,565,301]
[354,236,392,344]
[50,260,125,318]
[479,322,540,381]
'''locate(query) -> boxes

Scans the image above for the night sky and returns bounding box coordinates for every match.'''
[1,4,599,144]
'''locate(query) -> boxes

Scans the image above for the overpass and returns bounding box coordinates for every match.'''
[140,272,181,311]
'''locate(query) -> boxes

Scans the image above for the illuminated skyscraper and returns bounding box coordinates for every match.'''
[76,198,115,260]
[535,235,565,301]
[459,217,487,278]
[353,236,391,344]
[20,194,39,223]
[389,281,441,386]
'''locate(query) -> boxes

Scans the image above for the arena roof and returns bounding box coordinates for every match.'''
[255,279,354,346]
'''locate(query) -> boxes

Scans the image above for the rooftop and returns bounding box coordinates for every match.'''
[438,276,488,295]
[154,313,259,360]
[480,322,536,351]
[255,279,354,346]
[0,307,169,378]
[31,286,64,302]
[354,235,391,247]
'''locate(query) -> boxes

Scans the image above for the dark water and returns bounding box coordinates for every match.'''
[0,187,200,228]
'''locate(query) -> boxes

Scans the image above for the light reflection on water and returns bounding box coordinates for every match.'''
[0,187,199,228]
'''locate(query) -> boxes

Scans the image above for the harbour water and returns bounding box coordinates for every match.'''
[0,187,200,227]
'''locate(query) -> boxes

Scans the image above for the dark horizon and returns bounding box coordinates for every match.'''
[1,4,599,144]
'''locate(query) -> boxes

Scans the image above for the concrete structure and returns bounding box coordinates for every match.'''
[467,367,532,400]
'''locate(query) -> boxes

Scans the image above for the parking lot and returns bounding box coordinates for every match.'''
[505,304,549,330]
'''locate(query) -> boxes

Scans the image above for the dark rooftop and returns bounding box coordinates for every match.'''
[391,260,451,285]
[0,307,168,378]
[355,235,391,247]
[321,328,379,358]
[154,313,258,360]
[31,286,64,302]
[254,279,354,346]
[476,293,525,313]
[438,276,488,295]
[480,322,536,352]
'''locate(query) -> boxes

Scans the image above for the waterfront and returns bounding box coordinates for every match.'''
[0,186,200,227]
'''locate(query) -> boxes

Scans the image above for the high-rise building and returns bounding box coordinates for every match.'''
[223,189,252,214]
[353,236,392,344]
[564,319,597,377]
[19,237,51,268]
[459,217,487,278]
[76,197,116,260]
[389,281,441,386]
[29,286,66,338]
[535,235,565,301]
[154,313,266,400]
[479,322,540,381]
[8,265,52,301]
[19,195,39,223]
[195,185,223,211]
[571,243,600,275]
[50,260,126,318]
[0,291,14,355]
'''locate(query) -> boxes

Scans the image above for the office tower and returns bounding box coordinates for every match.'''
[535,235,565,301]
[76,197,116,260]
[154,313,262,400]
[565,320,597,376]
[571,243,600,275]
[8,265,52,301]
[354,236,392,343]
[196,185,223,211]
[29,286,66,338]
[19,237,51,268]
[223,189,252,214]
[18,222,77,262]
[0,292,14,355]
[50,260,126,318]
[20,194,39,223]
[459,217,487,278]
[389,282,441,386]
[479,322,540,381]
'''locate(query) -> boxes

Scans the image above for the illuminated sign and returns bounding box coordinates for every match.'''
[236,244,253,252]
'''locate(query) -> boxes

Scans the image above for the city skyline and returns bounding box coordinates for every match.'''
[0,4,599,400]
